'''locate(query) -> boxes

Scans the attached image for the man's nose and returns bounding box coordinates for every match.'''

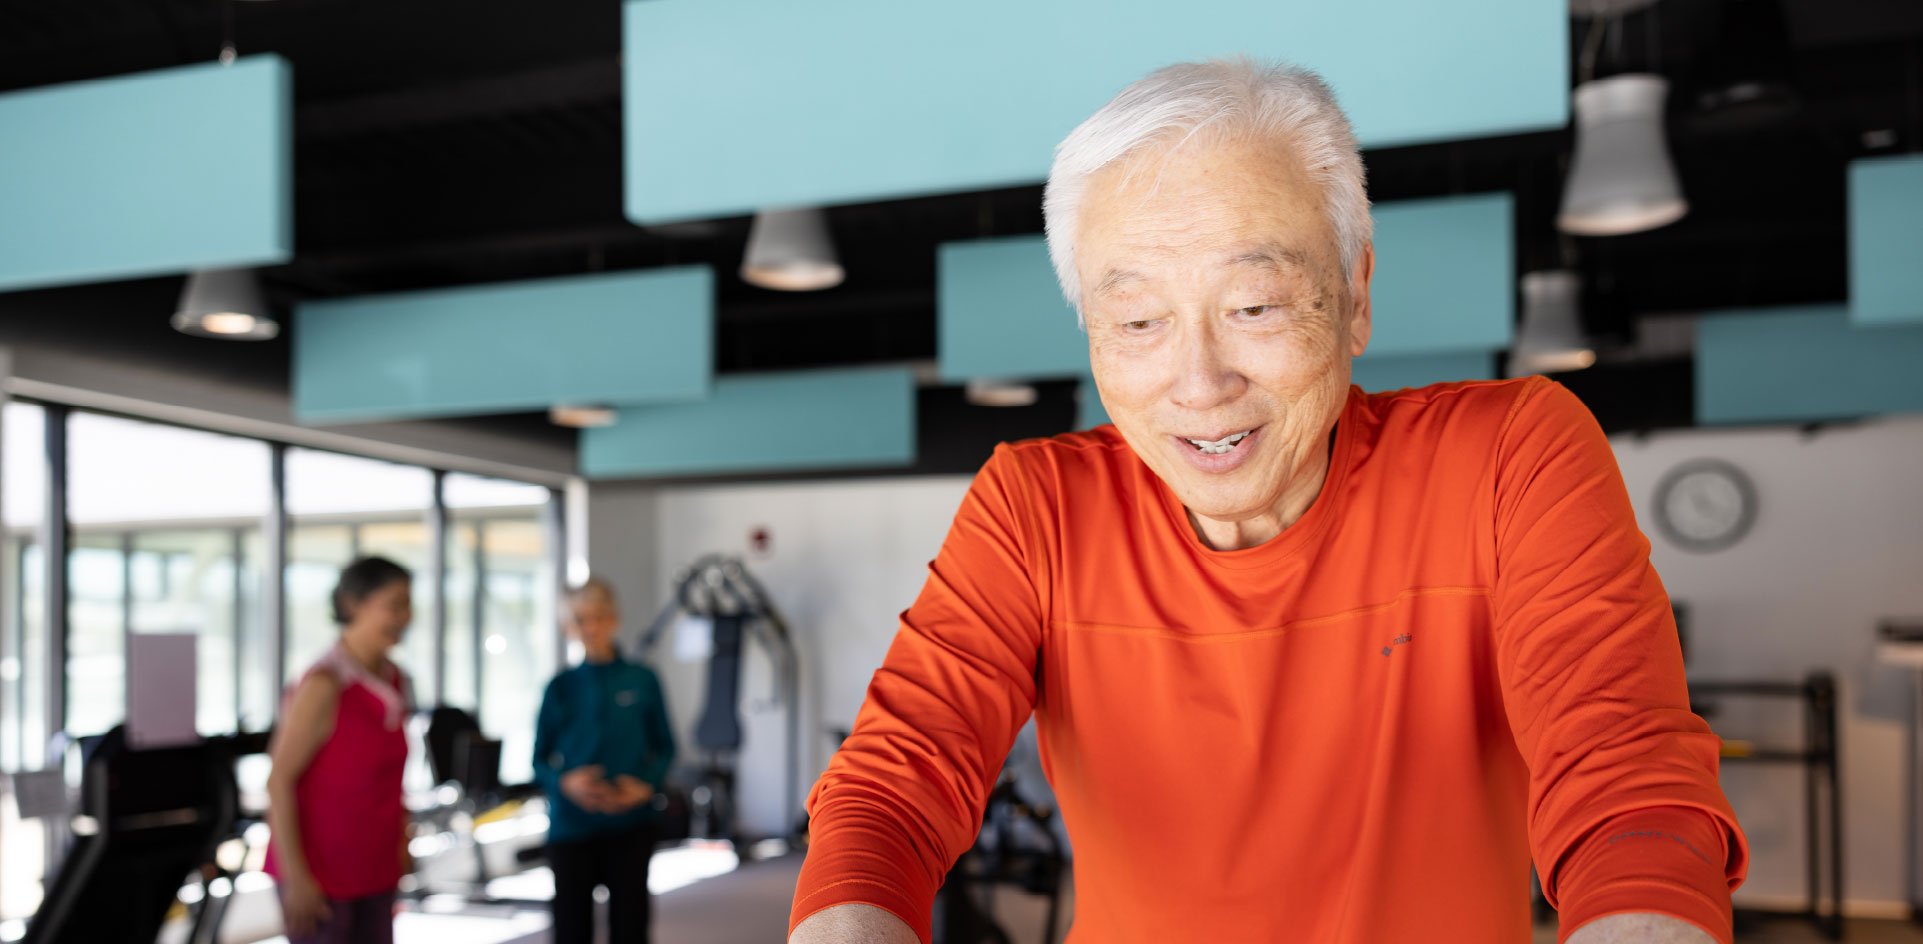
[1167,317,1246,412]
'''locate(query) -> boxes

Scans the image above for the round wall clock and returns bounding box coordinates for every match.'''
[1653,458,1757,553]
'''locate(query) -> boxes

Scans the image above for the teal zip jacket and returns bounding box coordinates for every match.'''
[532,656,676,844]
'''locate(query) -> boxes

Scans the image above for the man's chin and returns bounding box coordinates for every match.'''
[1171,485,1271,527]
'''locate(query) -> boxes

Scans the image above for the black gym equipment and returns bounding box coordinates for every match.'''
[631,555,800,844]
[814,724,1066,944]
[932,764,1068,944]
[24,726,254,944]
[418,705,544,903]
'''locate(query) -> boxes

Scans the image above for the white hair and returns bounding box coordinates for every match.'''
[1042,58,1373,320]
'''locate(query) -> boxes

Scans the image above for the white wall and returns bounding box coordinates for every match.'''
[585,476,971,838]
[1612,416,1923,913]
[584,480,664,643]
[590,416,1923,910]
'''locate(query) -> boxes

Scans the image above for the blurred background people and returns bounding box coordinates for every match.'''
[535,577,677,944]
[264,557,416,944]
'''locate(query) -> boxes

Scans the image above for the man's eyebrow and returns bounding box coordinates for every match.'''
[1092,268,1144,298]
[1227,244,1311,271]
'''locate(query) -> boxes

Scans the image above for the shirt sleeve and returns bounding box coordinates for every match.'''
[639,666,676,788]
[788,445,1046,943]
[531,675,566,795]
[1490,378,1750,943]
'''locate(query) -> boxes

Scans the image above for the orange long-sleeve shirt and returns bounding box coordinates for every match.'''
[792,377,1748,943]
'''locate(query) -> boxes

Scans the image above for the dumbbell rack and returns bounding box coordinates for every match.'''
[1689,671,1842,941]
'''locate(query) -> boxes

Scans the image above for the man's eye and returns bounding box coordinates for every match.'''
[1237,305,1275,318]
[1123,320,1156,331]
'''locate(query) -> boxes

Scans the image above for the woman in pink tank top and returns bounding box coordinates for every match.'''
[265,557,415,944]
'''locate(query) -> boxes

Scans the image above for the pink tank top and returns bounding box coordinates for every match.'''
[265,649,410,900]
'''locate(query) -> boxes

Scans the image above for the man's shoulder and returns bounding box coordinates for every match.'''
[1360,375,1543,415]
[1360,376,1569,437]
[1357,376,1601,477]
[990,425,1139,492]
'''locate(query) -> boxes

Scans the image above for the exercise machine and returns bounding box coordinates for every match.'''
[631,555,800,844]
[24,727,251,944]
[416,705,545,903]
[933,774,1067,944]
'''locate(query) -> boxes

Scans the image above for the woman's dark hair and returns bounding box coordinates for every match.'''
[333,556,411,625]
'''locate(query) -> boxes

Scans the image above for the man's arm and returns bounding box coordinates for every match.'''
[1569,914,1717,944]
[1491,378,1749,944]
[790,904,918,944]
[789,445,1046,944]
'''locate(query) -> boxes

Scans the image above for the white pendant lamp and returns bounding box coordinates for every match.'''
[964,380,1039,408]
[549,405,618,428]
[740,207,844,291]
[1558,74,1688,236]
[171,268,278,340]
[1509,270,1595,376]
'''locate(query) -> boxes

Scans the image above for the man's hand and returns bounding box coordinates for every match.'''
[789,904,918,944]
[560,765,618,813]
[609,775,655,813]
[1567,913,1717,944]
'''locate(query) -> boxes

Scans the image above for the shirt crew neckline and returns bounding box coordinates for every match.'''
[1148,385,1362,571]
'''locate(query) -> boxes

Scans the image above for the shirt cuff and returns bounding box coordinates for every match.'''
[1553,806,1738,944]
[789,787,940,944]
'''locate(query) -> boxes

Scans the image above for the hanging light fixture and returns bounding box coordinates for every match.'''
[740,207,844,291]
[964,380,1039,408]
[170,268,278,340]
[1558,74,1688,236]
[1509,270,1595,376]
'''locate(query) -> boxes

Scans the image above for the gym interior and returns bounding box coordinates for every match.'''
[0,1,1921,942]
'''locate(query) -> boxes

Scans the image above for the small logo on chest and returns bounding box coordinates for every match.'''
[1380,633,1413,658]
[616,690,639,707]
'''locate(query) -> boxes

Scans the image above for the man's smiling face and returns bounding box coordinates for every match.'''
[1077,132,1373,542]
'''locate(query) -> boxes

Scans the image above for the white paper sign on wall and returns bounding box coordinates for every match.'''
[127,632,199,749]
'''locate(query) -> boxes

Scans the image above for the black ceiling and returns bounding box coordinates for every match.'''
[0,0,1918,473]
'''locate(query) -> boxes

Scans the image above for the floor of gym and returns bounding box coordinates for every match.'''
[339,850,1923,944]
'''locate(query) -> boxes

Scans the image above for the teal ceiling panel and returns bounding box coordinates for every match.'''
[1849,154,1923,326]
[295,267,713,423]
[0,56,292,292]
[938,236,1086,382]
[624,0,1567,222]
[1364,192,1514,357]
[1698,305,1923,423]
[581,366,916,479]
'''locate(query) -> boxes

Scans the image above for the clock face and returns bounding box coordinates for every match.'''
[1654,460,1757,552]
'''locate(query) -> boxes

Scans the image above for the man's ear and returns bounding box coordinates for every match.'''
[1347,243,1375,357]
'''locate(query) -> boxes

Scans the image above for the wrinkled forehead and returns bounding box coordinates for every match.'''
[1076,133,1338,286]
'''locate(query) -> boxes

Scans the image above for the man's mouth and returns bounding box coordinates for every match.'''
[1181,429,1255,455]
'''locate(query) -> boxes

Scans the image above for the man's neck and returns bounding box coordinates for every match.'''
[584,644,617,665]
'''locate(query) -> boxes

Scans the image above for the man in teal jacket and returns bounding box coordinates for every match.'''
[534,576,676,944]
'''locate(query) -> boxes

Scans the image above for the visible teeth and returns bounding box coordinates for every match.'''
[1185,430,1251,453]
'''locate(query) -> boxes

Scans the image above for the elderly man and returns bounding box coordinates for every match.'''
[789,59,1746,944]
